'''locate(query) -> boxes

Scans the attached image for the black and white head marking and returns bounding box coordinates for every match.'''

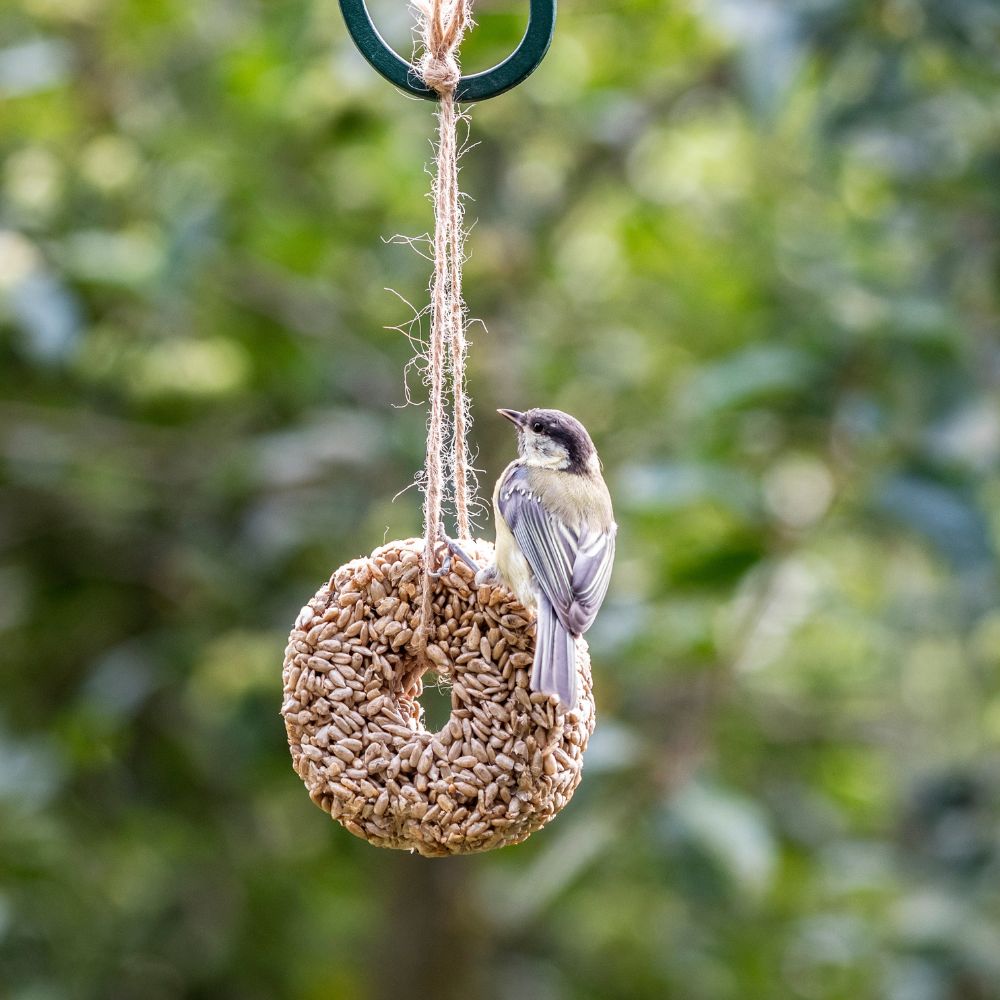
[516,408,598,474]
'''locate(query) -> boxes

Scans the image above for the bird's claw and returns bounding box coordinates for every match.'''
[427,539,452,579]
[474,564,499,588]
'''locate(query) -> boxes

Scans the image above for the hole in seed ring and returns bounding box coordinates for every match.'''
[281,537,596,857]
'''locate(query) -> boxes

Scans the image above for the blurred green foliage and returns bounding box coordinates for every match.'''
[2,0,1000,997]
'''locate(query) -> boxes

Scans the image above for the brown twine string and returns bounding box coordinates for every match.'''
[414,0,474,664]
[446,111,471,542]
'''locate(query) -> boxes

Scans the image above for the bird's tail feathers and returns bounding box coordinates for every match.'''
[531,599,578,710]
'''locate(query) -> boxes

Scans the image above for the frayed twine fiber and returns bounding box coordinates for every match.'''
[282,539,595,856]
[416,0,474,661]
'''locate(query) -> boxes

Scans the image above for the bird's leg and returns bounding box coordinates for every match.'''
[446,538,481,574]
[439,538,501,589]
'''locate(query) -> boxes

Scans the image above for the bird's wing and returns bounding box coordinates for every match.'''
[498,467,616,636]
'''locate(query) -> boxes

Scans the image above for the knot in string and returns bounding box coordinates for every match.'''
[418,51,460,93]
[415,0,469,95]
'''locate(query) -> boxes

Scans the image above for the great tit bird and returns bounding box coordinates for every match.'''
[473,407,617,709]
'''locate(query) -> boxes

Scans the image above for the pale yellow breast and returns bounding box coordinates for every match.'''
[494,512,536,609]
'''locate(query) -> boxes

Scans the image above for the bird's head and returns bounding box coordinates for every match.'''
[498,407,599,474]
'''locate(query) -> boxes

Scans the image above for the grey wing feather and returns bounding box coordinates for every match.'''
[533,599,577,707]
[499,467,616,637]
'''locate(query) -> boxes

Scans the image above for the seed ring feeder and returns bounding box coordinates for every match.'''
[339,0,557,101]
[282,538,595,856]
[282,0,590,854]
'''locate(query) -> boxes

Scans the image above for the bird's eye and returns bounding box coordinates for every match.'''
[531,421,543,433]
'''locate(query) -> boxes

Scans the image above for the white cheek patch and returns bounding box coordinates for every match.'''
[525,432,569,469]
[548,442,570,466]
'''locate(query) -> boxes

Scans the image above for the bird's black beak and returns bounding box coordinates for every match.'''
[497,408,526,428]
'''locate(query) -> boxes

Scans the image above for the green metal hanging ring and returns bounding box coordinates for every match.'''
[339,0,557,101]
